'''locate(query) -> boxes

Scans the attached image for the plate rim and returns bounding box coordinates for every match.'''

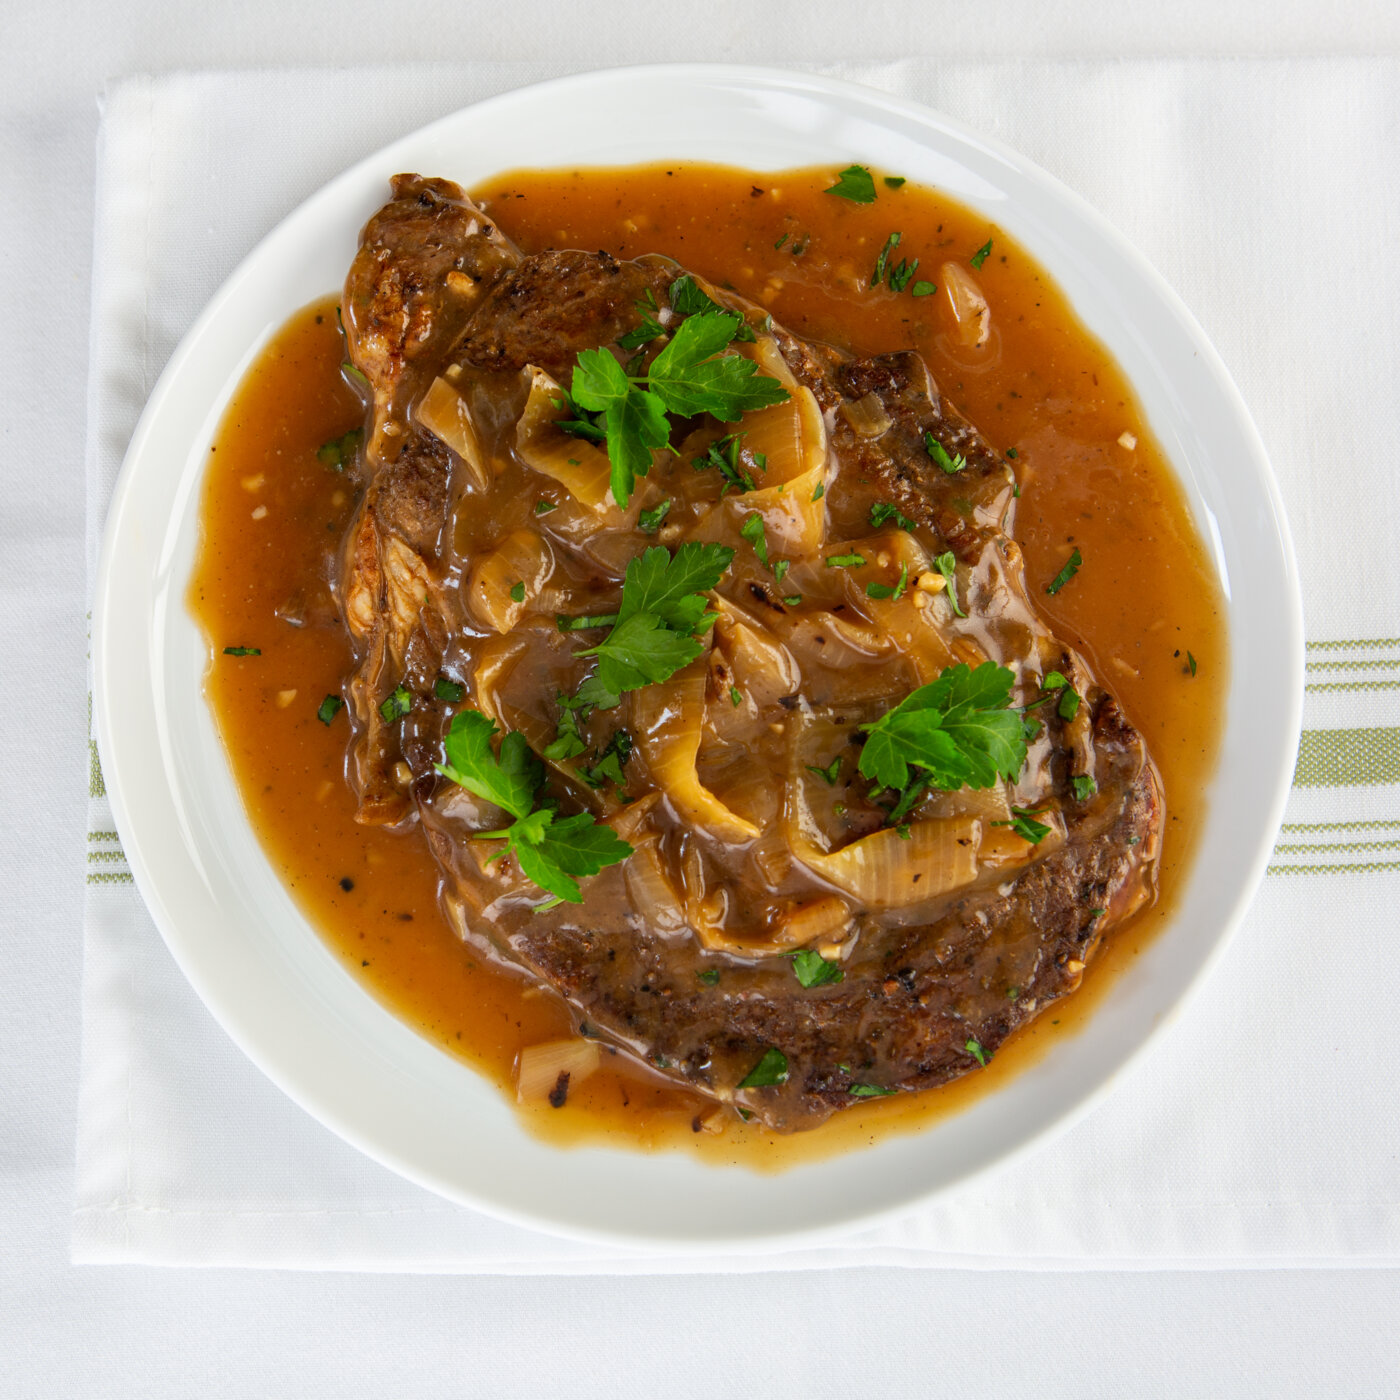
[92,60,1303,1251]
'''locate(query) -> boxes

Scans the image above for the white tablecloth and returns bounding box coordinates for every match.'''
[6,4,1400,1394]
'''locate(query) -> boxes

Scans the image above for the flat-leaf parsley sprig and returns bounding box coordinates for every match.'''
[434,710,632,905]
[569,307,790,509]
[859,662,1028,795]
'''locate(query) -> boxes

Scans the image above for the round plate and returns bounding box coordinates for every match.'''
[93,64,1302,1250]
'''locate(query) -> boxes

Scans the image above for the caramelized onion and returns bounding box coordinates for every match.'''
[515,365,618,512]
[940,262,991,350]
[841,392,893,438]
[466,528,554,633]
[415,376,490,491]
[633,668,760,844]
[516,1038,601,1104]
[623,839,689,935]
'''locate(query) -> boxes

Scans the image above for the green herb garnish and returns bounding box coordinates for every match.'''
[805,755,842,786]
[740,512,769,567]
[970,239,993,270]
[933,551,965,617]
[316,427,363,470]
[534,498,557,515]
[790,949,844,988]
[825,551,866,568]
[435,710,631,904]
[924,433,966,474]
[1187,650,1198,677]
[434,677,465,704]
[1072,774,1097,801]
[378,684,411,722]
[738,1047,789,1088]
[729,685,743,708]
[872,231,901,288]
[1058,688,1081,722]
[869,501,915,531]
[865,562,909,602]
[911,281,937,297]
[883,176,906,189]
[316,694,343,725]
[222,646,260,657]
[697,968,721,986]
[994,807,1053,844]
[849,1083,896,1097]
[638,499,672,533]
[542,695,589,762]
[812,481,825,502]
[693,433,756,494]
[965,1037,990,1067]
[858,662,1026,795]
[824,165,876,203]
[508,581,526,604]
[1045,547,1082,595]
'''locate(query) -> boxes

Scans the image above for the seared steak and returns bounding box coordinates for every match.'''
[334,174,1161,1132]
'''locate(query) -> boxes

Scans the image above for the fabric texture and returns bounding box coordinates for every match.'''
[75,59,1400,1271]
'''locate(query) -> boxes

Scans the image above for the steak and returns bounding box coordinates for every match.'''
[334,174,1162,1132]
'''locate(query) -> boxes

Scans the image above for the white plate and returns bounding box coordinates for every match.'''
[93,64,1302,1250]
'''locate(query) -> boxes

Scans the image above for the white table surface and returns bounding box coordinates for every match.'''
[5,2,1400,1394]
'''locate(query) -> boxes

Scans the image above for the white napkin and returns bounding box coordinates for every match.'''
[76,60,1400,1272]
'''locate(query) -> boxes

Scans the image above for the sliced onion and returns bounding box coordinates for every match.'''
[633,667,759,844]
[515,365,618,513]
[415,376,490,491]
[465,528,554,633]
[841,392,893,438]
[941,261,991,349]
[623,838,689,935]
[776,895,852,948]
[516,1038,601,1104]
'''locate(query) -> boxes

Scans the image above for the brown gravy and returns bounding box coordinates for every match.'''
[188,163,1225,1167]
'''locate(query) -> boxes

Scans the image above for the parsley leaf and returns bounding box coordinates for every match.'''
[316,427,362,470]
[479,809,632,905]
[729,684,743,707]
[616,542,733,630]
[738,1047,789,1088]
[508,581,525,603]
[534,498,556,515]
[812,481,825,502]
[887,257,919,293]
[805,755,842,786]
[870,501,915,531]
[648,314,789,419]
[1187,650,1198,677]
[579,613,706,697]
[824,165,876,203]
[579,730,632,790]
[696,967,721,986]
[434,677,465,704]
[1058,688,1081,722]
[668,274,727,318]
[790,949,844,988]
[542,696,589,762]
[924,433,966,474]
[994,807,1053,844]
[222,645,260,657]
[826,551,866,568]
[970,239,993,270]
[849,1083,896,1097]
[316,694,343,725]
[693,434,755,493]
[1046,547,1082,595]
[933,551,965,617]
[740,512,769,566]
[434,710,543,820]
[1072,774,1098,801]
[911,281,937,297]
[638,499,672,533]
[965,1037,990,1067]
[858,663,1026,794]
[872,231,901,288]
[866,562,909,602]
[883,176,906,189]
[379,684,411,722]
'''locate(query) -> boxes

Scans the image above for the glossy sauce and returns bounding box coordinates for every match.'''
[189,164,1226,1167]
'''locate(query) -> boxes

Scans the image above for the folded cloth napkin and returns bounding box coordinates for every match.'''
[75,59,1400,1272]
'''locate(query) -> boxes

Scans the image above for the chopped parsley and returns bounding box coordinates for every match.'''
[508,581,526,603]
[824,164,876,203]
[869,501,915,531]
[542,695,589,762]
[434,709,631,903]
[222,646,260,657]
[994,807,1053,844]
[825,551,866,568]
[965,1037,990,1067]
[1045,547,1082,595]
[534,498,557,515]
[790,949,844,988]
[805,755,842,786]
[872,231,900,288]
[812,481,825,502]
[783,594,803,607]
[882,176,906,189]
[316,694,344,725]
[638,499,672,534]
[1072,774,1098,801]
[737,1047,789,1087]
[378,684,411,722]
[579,729,633,790]
[434,677,465,704]
[849,1083,896,1097]
[866,562,909,602]
[341,360,368,385]
[970,238,993,270]
[316,427,363,470]
[696,968,721,987]
[556,612,620,633]
[729,685,743,708]
[1187,650,1198,677]
[924,433,966,474]
[693,433,756,494]
[1058,688,1081,722]
[933,550,965,617]
[740,511,769,567]
[859,663,1026,794]
[911,281,937,297]
[774,233,789,250]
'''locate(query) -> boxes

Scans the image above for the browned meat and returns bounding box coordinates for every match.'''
[333,179,1163,1131]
